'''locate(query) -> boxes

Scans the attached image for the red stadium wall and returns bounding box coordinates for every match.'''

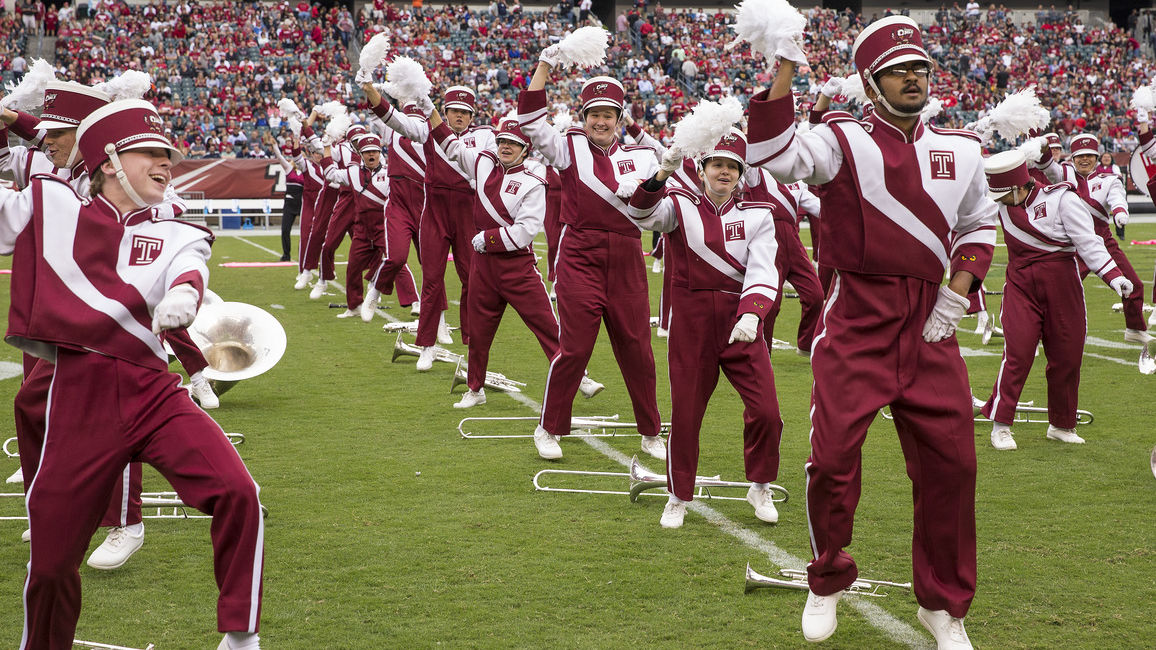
[170,159,289,199]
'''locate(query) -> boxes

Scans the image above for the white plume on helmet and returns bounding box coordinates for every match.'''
[93,70,152,101]
[0,59,56,110]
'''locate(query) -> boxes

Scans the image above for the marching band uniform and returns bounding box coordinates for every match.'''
[518,76,664,457]
[748,17,998,630]
[1138,128,1156,309]
[293,145,325,280]
[300,152,339,296]
[1035,133,1147,339]
[318,128,363,292]
[979,152,1125,448]
[432,119,560,400]
[375,87,496,350]
[371,102,427,313]
[627,130,784,525]
[1,100,263,650]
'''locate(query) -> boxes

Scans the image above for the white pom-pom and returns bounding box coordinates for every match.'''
[553,26,609,70]
[0,59,56,110]
[315,100,347,119]
[357,33,391,84]
[325,111,352,145]
[1130,84,1156,114]
[974,86,1050,144]
[671,96,746,159]
[1016,136,1048,165]
[840,74,869,105]
[552,111,573,133]
[93,70,152,101]
[920,96,944,124]
[287,116,303,137]
[726,0,806,58]
[278,98,306,121]
[383,56,432,104]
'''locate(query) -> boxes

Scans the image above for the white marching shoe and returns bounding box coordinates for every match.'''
[990,426,1016,450]
[533,425,563,460]
[917,607,973,650]
[746,484,779,523]
[409,300,421,317]
[6,466,22,484]
[640,435,667,461]
[1045,424,1085,444]
[1124,328,1152,344]
[415,346,437,372]
[87,525,145,570]
[293,270,313,290]
[1149,309,1156,328]
[217,632,261,650]
[578,376,604,398]
[651,258,663,273]
[190,377,219,409]
[656,327,668,339]
[454,389,486,409]
[361,287,381,322]
[336,308,358,319]
[437,313,454,345]
[802,589,843,642]
[308,278,327,300]
[21,528,30,543]
[973,310,988,334]
[660,498,686,528]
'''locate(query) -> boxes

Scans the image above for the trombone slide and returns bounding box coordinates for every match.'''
[458,414,671,439]
[73,641,155,650]
[450,359,526,394]
[744,564,910,597]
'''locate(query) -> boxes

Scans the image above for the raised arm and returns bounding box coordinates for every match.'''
[747,61,845,186]
[363,81,430,143]
[429,114,479,179]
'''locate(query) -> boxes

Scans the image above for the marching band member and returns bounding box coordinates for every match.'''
[369,85,496,368]
[1034,133,1147,343]
[299,110,340,299]
[1,81,219,573]
[749,17,997,647]
[980,150,1129,450]
[1136,113,1156,324]
[428,112,565,408]
[272,141,304,262]
[0,99,264,650]
[626,129,784,528]
[290,136,326,289]
[518,53,665,462]
[301,119,364,300]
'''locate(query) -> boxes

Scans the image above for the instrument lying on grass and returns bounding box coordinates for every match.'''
[74,640,155,650]
[533,455,789,504]
[1,491,267,521]
[389,333,462,365]
[450,359,526,394]
[458,414,671,439]
[187,302,287,395]
[1139,342,1155,375]
[881,398,1094,426]
[383,319,458,334]
[744,563,910,597]
[1150,444,1156,480]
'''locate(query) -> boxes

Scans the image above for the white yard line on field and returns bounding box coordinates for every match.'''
[234,237,282,258]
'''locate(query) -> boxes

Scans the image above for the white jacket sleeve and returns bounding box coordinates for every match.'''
[517,93,571,171]
[751,124,845,187]
[497,184,546,251]
[380,103,430,143]
[0,185,34,254]
[740,213,780,313]
[1058,191,1118,281]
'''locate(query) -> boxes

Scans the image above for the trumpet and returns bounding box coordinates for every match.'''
[389,333,463,365]
[744,564,910,597]
[458,414,671,439]
[450,359,526,394]
[533,455,789,504]
[73,640,155,650]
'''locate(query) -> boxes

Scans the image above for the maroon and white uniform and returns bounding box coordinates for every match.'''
[375,102,496,346]
[743,171,825,354]
[295,150,325,273]
[323,155,392,310]
[518,88,662,440]
[749,91,997,618]
[320,139,361,283]
[627,183,783,501]
[372,103,427,295]
[432,122,560,391]
[0,176,264,647]
[1035,156,1146,331]
[980,182,1121,429]
[1138,129,1156,303]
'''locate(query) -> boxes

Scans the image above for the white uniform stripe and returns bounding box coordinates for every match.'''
[677,196,744,283]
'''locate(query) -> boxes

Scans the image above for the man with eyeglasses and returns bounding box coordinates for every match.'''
[748,16,998,649]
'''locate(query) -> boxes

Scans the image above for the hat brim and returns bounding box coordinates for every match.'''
[698,151,745,170]
[581,99,623,114]
[872,52,932,76]
[1070,148,1098,157]
[443,102,476,113]
[120,140,185,165]
[35,118,80,131]
[986,188,1014,200]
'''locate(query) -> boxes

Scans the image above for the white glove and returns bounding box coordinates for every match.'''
[659,146,684,174]
[1110,276,1134,298]
[151,284,200,334]
[820,76,843,98]
[728,313,760,344]
[539,44,562,68]
[775,35,808,66]
[1114,211,1129,228]
[615,179,639,200]
[1139,107,1150,125]
[415,95,435,117]
[355,68,374,84]
[921,286,970,343]
[472,231,486,253]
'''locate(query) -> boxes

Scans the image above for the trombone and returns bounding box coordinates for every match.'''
[0,492,267,521]
[533,455,789,504]
[458,414,671,439]
[744,564,910,597]
[449,359,526,394]
[383,319,457,334]
[389,333,463,365]
[880,398,1094,426]
[73,641,155,650]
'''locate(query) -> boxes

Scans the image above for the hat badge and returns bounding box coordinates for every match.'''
[892,27,914,42]
[720,133,737,145]
[145,114,165,135]
[595,82,609,93]
[43,93,57,109]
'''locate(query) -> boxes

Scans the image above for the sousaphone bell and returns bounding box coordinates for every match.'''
[186,302,287,395]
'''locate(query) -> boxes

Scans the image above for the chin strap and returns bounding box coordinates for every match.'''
[105,144,149,209]
[867,76,924,119]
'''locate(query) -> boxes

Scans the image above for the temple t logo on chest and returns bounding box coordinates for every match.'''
[929,151,955,180]
[725,221,746,241]
[129,235,164,266]
[505,180,521,194]
[617,160,636,175]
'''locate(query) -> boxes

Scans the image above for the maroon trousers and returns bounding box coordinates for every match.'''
[982,258,1086,429]
[344,217,383,310]
[544,184,561,283]
[665,286,781,501]
[540,226,660,437]
[320,191,356,283]
[369,175,424,307]
[805,272,976,618]
[23,350,263,649]
[1079,233,1145,331]
[303,185,337,280]
[466,252,559,392]
[415,187,473,347]
[766,222,824,353]
[297,189,319,273]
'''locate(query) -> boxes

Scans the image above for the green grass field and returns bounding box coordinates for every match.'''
[1,224,1154,649]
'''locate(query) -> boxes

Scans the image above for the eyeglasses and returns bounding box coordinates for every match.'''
[883,65,932,78]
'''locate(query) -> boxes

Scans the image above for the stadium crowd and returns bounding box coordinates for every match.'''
[0,1,1142,161]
